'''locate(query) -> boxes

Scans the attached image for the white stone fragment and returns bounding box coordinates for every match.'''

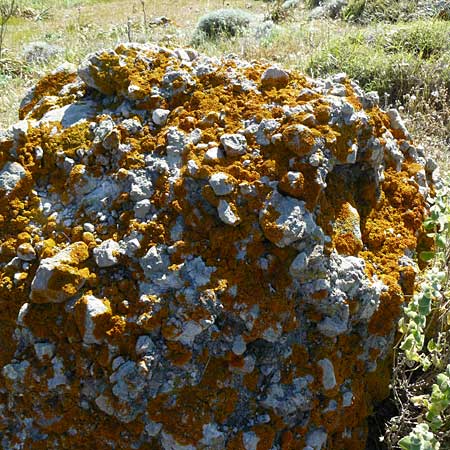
[93,239,122,268]
[173,321,204,346]
[123,237,141,257]
[40,102,96,128]
[30,243,89,303]
[145,420,163,437]
[305,429,328,450]
[317,358,336,390]
[0,162,27,194]
[262,323,283,342]
[83,223,95,233]
[260,190,317,248]
[209,172,234,196]
[34,342,56,361]
[95,395,115,416]
[289,252,308,278]
[161,432,196,450]
[135,335,155,356]
[47,356,67,389]
[217,199,241,226]
[220,133,247,156]
[10,119,29,139]
[342,391,353,407]
[243,431,260,450]
[187,159,199,175]
[232,335,247,355]
[82,295,110,345]
[200,423,225,447]
[16,243,36,261]
[204,146,224,161]
[2,361,30,384]
[261,66,290,86]
[387,108,410,139]
[152,108,170,126]
[140,245,169,276]
[134,199,152,219]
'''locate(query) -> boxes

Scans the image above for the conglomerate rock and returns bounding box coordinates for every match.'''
[0,43,438,449]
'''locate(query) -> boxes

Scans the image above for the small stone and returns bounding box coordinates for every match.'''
[259,190,316,248]
[209,172,234,196]
[30,242,90,303]
[220,133,247,156]
[204,146,224,162]
[34,342,56,361]
[145,420,163,437]
[317,358,336,390]
[305,429,328,450]
[232,335,246,355]
[93,239,122,268]
[387,108,410,139]
[134,199,152,219]
[261,66,290,88]
[17,243,36,261]
[243,431,260,450]
[135,335,155,356]
[342,391,353,407]
[83,223,95,233]
[187,159,199,175]
[0,162,27,194]
[77,295,111,345]
[152,108,170,126]
[217,200,241,226]
[282,124,315,156]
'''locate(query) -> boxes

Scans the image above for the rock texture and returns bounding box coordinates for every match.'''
[0,44,437,449]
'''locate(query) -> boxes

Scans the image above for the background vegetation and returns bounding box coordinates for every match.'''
[0,0,449,448]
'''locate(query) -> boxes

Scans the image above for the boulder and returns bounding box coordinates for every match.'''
[0,43,436,449]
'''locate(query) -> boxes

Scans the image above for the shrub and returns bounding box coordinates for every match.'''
[342,0,450,23]
[22,41,63,64]
[307,21,450,103]
[192,8,254,43]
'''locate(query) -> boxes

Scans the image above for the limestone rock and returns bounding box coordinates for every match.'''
[0,43,435,450]
[30,242,90,303]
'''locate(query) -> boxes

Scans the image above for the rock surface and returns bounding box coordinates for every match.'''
[0,43,436,449]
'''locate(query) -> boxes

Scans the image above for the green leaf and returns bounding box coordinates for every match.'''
[427,339,437,352]
[420,251,435,262]
[436,234,447,249]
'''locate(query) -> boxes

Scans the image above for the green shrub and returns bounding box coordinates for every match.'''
[377,20,450,58]
[307,21,450,102]
[342,0,450,23]
[192,8,254,43]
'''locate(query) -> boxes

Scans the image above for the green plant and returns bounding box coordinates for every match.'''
[192,8,254,43]
[266,0,297,23]
[399,423,440,450]
[343,0,420,23]
[0,0,18,60]
[387,180,450,447]
[307,21,450,104]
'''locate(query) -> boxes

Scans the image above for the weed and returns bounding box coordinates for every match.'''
[0,0,18,59]
[307,21,450,104]
[387,181,450,447]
